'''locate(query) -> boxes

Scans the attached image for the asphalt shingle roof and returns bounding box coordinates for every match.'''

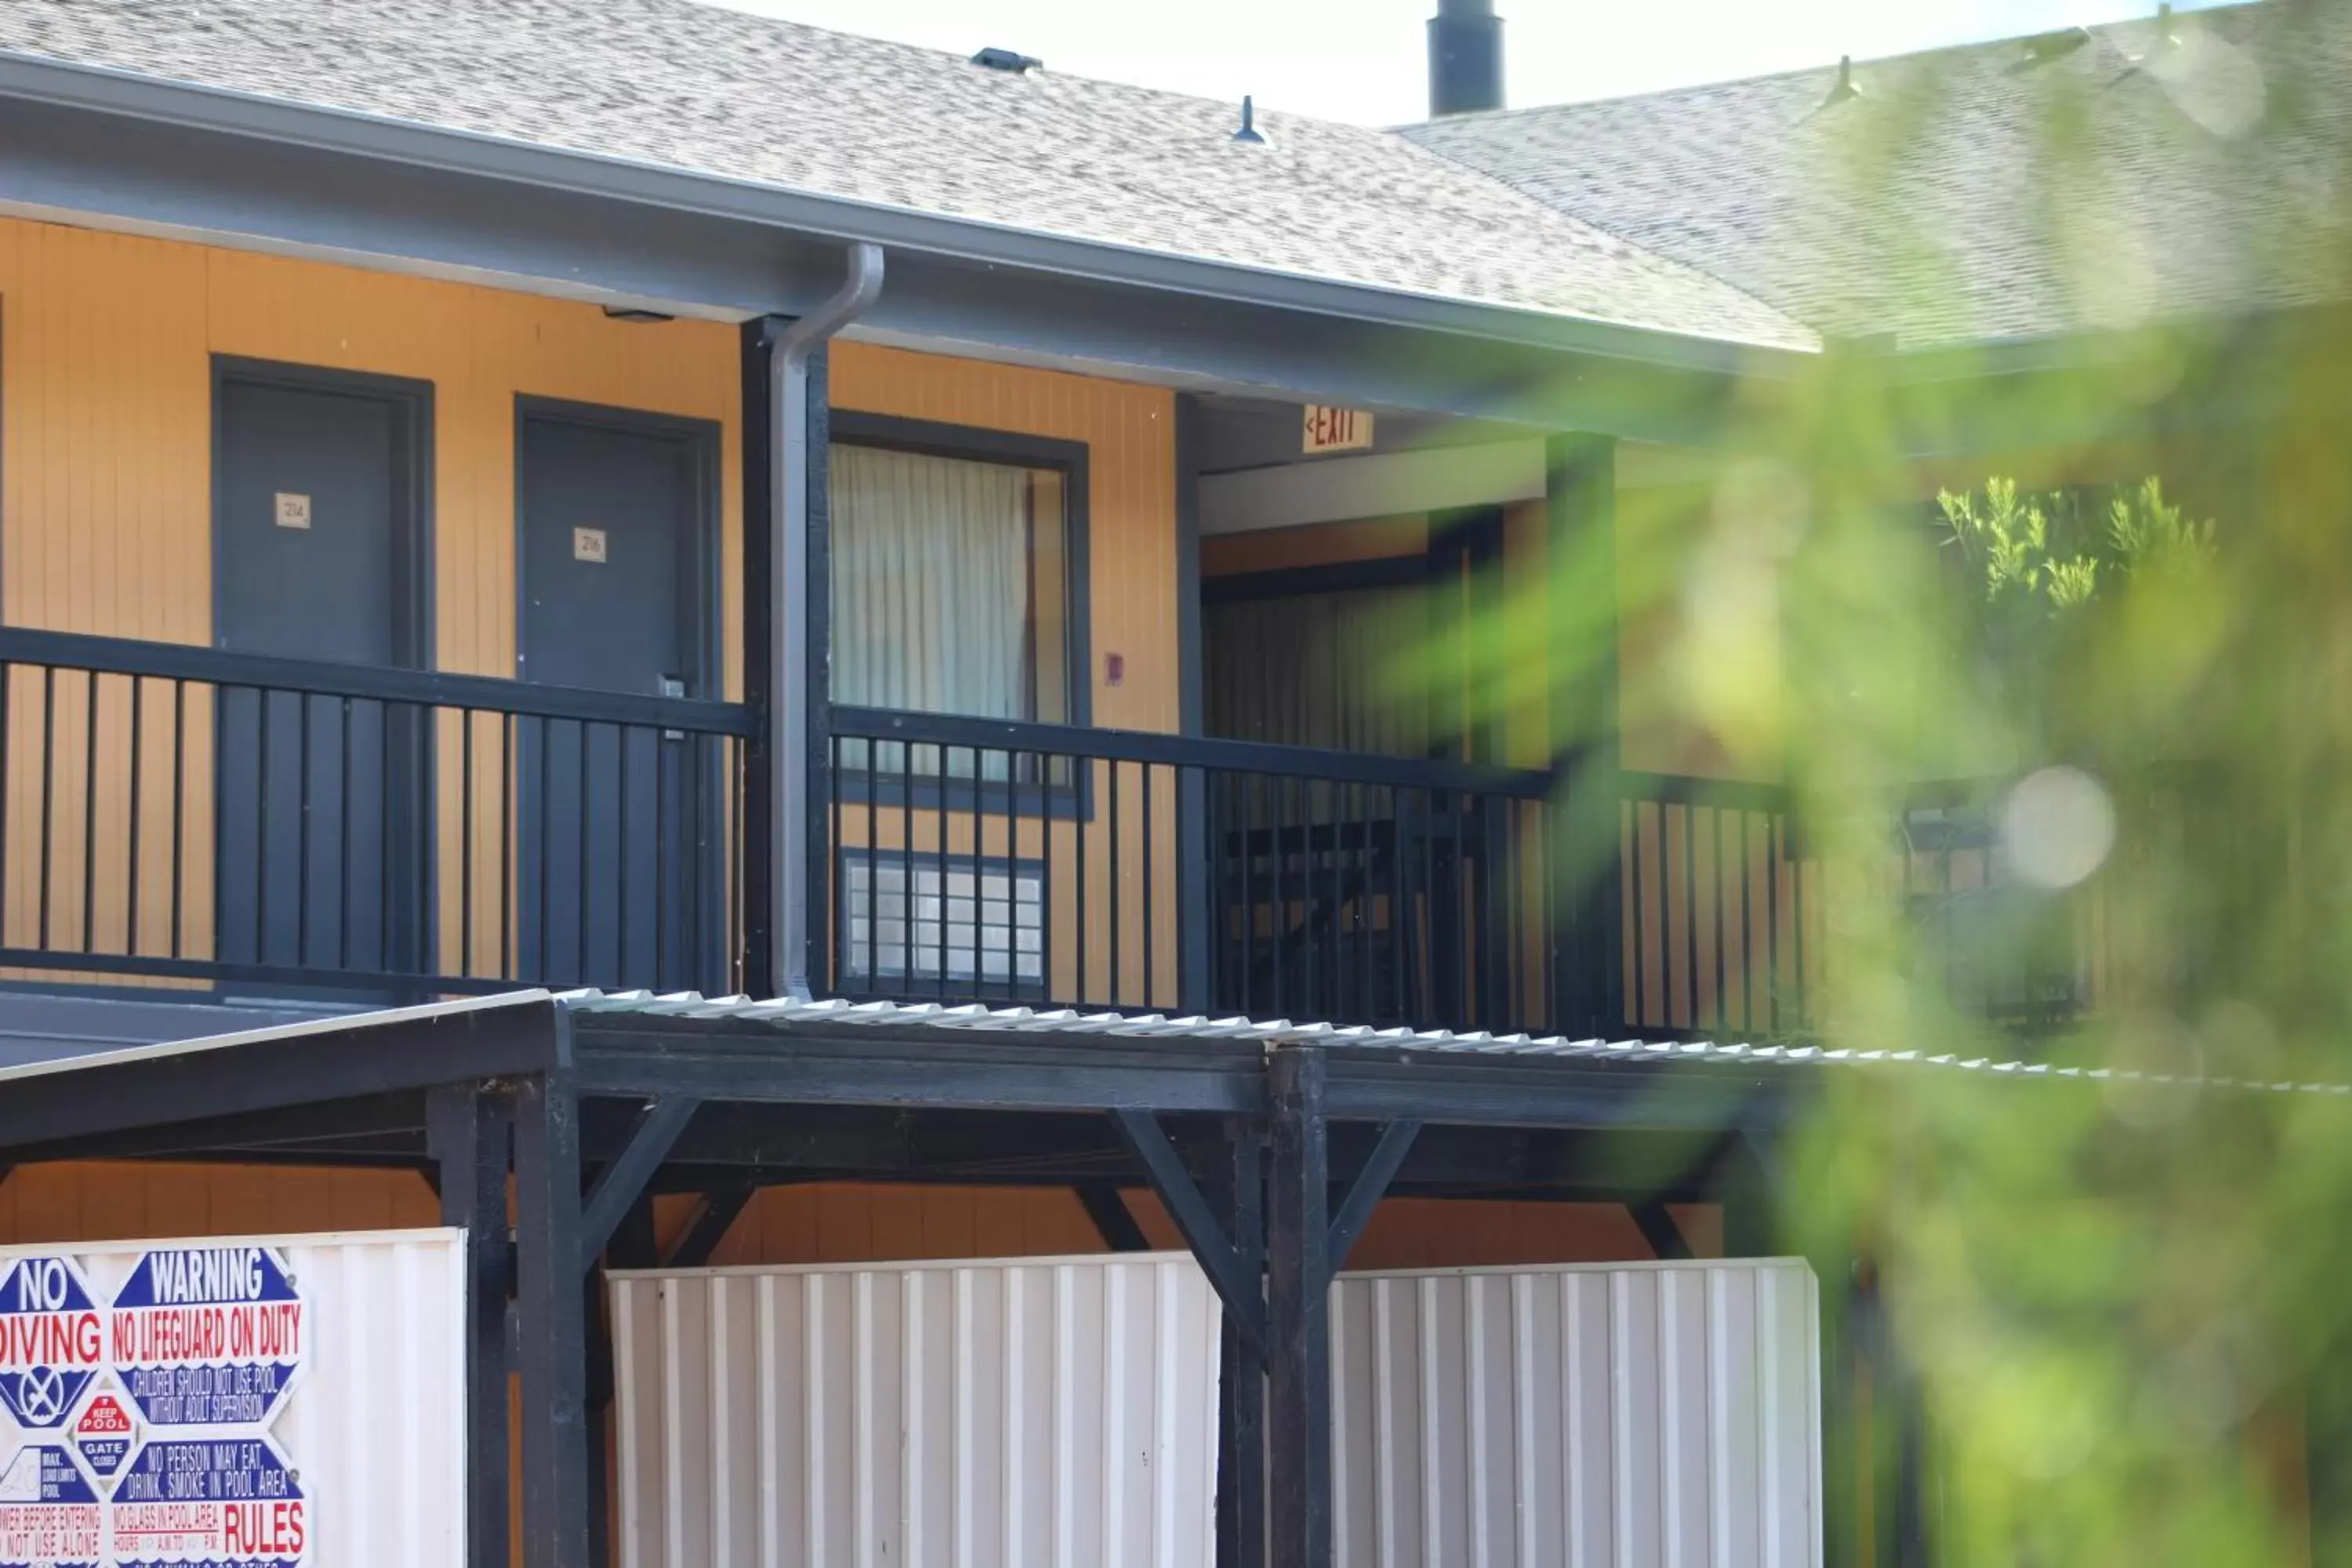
[0,0,1814,350]
[1405,2,2352,348]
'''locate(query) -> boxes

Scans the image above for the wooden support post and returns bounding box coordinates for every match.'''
[1174,393,1214,1014]
[426,1083,510,1568]
[739,316,783,999]
[1267,1046,1332,1568]
[514,1073,592,1568]
[1546,434,1624,1036]
[1215,1120,1265,1568]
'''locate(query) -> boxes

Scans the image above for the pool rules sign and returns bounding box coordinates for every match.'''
[0,1245,311,1568]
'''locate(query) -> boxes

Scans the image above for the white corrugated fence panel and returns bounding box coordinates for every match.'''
[0,1227,466,1568]
[611,1251,1223,1568]
[1330,1258,1820,1568]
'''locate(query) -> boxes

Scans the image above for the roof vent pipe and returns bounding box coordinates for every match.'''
[774,243,884,1001]
[1233,95,1269,144]
[1428,0,1504,118]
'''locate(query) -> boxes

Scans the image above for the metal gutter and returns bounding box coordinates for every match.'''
[772,245,885,1001]
[0,49,1815,377]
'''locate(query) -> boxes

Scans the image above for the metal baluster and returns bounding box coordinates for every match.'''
[1142,761,1155,1008]
[499,714,514,982]
[1439,785,1458,1029]
[258,684,274,964]
[339,699,354,971]
[379,699,394,975]
[1325,774,1344,1021]
[169,681,185,960]
[125,677,143,957]
[460,710,475,979]
[538,714,554,985]
[1791,815,1808,1027]
[935,745,950,1003]
[1390,785,1409,1025]
[79,670,100,956]
[293,690,311,968]
[615,721,630,985]
[0,663,10,950]
[1271,773,1287,1018]
[1766,812,1781,1033]
[1305,775,1323,1015]
[1037,750,1054,1004]
[37,668,53,952]
[971,745,986,999]
[1722,818,1740,1034]
[1626,800,1645,1031]
[1108,758,1123,1007]
[1417,786,1437,1026]
[859,735,877,994]
[1356,782,1373,1025]
[1682,803,1700,1032]
[1239,774,1258,1017]
[575,723,593,988]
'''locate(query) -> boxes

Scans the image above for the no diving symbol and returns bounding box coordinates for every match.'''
[0,1254,101,1430]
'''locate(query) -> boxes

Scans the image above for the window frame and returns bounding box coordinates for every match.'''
[826,410,1093,732]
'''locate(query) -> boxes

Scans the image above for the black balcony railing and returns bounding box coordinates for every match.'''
[1619,772,1813,1040]
[0,626,755,999]
[822,706,1562,1033]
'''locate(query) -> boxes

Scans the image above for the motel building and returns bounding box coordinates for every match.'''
[0,2,2337,1565]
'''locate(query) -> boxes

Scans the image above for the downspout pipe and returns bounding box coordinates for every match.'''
[773,243,884,1000]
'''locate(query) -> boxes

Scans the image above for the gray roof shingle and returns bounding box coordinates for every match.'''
[1404,2,2352,347]
[0,0,1814,350]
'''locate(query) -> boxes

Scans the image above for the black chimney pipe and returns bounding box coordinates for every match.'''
[1428,0,1504,118]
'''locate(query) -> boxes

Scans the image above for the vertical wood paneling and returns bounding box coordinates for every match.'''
[0,1159,436,1243]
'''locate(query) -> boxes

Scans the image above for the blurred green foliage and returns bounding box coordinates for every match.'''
[1430,6,2352,1563]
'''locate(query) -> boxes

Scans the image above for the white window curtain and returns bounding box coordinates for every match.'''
[832,444,1033,720]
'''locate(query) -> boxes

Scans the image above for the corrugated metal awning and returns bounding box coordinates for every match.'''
[556,989,2352,1099]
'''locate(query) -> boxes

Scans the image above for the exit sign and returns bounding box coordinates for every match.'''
[1302,405,1375,454]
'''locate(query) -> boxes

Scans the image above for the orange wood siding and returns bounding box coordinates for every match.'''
[0,216,748,983]
[0,1160,438,1243]
[651,1181,1708,1272]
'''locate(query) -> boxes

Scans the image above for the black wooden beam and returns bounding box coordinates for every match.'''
[1327,1118,1421,1276]
[426,1083,511,1568]
[1267,1046,1333,1568]
[570,1018,1262,1115]
[0,1000,557,1152]
[1109,1110,1266,1356]
[665,1187,756,1269]
[0,1091,426,1164]
[1074,1183,1152,1253]
[578,1097,699,1271]
[1214,1121,1266,1568]
[1631,1201,1693,1261]
[514,1072,592,1568]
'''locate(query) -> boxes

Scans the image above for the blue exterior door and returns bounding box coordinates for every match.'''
[516,404,717,992]
[212,368,426,989]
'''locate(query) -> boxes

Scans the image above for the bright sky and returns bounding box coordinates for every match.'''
[713,0,2229,125]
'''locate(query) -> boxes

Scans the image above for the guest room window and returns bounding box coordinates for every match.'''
[829,421,1083,741]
